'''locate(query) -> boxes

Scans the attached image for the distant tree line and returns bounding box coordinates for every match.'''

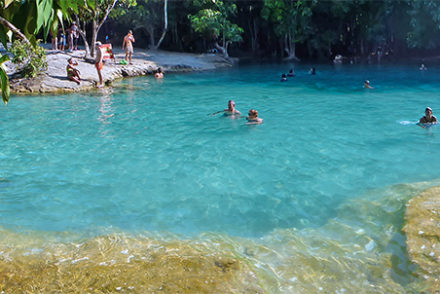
[102,0,440,61]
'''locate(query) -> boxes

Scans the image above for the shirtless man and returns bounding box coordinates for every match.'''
[419,107,438,124]
[209,100,241,117]
[122,30,135,65]
[95,41,104,88]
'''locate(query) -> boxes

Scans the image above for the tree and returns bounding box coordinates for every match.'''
[261,0,316,60]
[0,0,80,104]
[406,0,440,49]
[111,0,169,50]
[80,0,137,58]
[189,0,244,57]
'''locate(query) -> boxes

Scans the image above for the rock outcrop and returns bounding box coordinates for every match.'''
[8,48,234,95]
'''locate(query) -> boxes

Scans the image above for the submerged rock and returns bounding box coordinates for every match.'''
[404,186,440,292]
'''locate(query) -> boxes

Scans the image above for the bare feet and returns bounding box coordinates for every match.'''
[97,84,104,88]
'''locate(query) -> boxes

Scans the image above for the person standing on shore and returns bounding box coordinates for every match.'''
[71,22,80,50]
[95,42,104,88]
[122,30,135,65]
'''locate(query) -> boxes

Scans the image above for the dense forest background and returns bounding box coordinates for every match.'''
[94,0,440,62]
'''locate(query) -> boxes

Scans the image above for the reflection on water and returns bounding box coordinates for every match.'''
[1,181,437,293]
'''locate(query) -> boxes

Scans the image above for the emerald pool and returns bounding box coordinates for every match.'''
[1,63,439,293]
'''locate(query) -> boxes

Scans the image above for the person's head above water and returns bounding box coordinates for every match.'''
[248,109,258,117]
[425,107,433,116]
[228,100,236,109]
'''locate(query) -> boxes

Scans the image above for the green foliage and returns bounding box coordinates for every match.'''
[189,0,243,53]
[9,40,47,78]
[0,53,10,104]
[406,0,440,48]
[262,0,316,41]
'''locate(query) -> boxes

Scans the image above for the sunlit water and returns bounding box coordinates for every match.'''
[1,63,440,292]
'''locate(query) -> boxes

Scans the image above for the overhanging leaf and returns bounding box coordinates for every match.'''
[0,63,11,105]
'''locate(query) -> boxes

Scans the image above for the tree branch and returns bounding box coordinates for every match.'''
[97,0,118,33]
[0,16,31,45]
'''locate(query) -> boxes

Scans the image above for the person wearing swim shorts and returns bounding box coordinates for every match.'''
[419,107,438,124]
[95,41,104,88]
[122,30,135,65]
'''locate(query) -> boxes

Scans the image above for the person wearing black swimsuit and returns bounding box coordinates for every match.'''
[419,107,438,124]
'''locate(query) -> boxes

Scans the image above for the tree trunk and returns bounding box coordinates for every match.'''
[76,15,90,58]
[147,26,155,49]
[284,33,300,61]
[154,0,168,50]
[91,18,97,58]
[214,42,228,57]
[91,0,118,57]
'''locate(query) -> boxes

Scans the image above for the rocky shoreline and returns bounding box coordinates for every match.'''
[7,47,235,95]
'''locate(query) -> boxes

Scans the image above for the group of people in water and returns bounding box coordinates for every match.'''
[281,67,316,82]
[211,100,263,124]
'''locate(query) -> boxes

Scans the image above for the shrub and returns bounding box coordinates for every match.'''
[9,40,47,78]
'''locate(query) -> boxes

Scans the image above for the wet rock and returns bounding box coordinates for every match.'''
[403,186,440,293]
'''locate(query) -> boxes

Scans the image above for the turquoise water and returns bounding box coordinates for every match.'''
[1,63,440,292]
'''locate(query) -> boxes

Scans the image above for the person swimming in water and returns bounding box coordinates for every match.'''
[309,67,316,75]
[419,107,438,126]
[246,109,263,124]
[287,69,295,77]
[210,100,241,117]
[281,73,287,82]
[419,64,427,71]
[224,100,241,116]
[364,80,374,89]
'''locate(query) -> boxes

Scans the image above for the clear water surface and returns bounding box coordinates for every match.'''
[1,63,440,292]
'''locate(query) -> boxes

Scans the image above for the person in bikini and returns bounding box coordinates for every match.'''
[419,107,438,125]
[122,30,135,65]
[66,58,81,85]
[246,109,263,124]
[95,41,104,88]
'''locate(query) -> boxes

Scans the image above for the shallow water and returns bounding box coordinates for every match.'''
[1,63,440,292]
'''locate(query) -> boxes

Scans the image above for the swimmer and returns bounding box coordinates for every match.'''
[364,80,374,89]
[419,64,427,71]
[281,73,287,82]
[419,107,438,126]
[155,67,164,79]
[287,69,295,77]
[224,100,241,116]
[246,109,263,124]
[209,100,241,116]
[309,67,316,75]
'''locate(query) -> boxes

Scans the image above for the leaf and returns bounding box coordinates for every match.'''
[0,25,8,48]
[4,0,15,9]
[0,62,10,105]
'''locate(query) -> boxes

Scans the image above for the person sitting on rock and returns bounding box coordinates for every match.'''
[66,58,81,85]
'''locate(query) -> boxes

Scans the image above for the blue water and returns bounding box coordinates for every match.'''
[1,63,439,238]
